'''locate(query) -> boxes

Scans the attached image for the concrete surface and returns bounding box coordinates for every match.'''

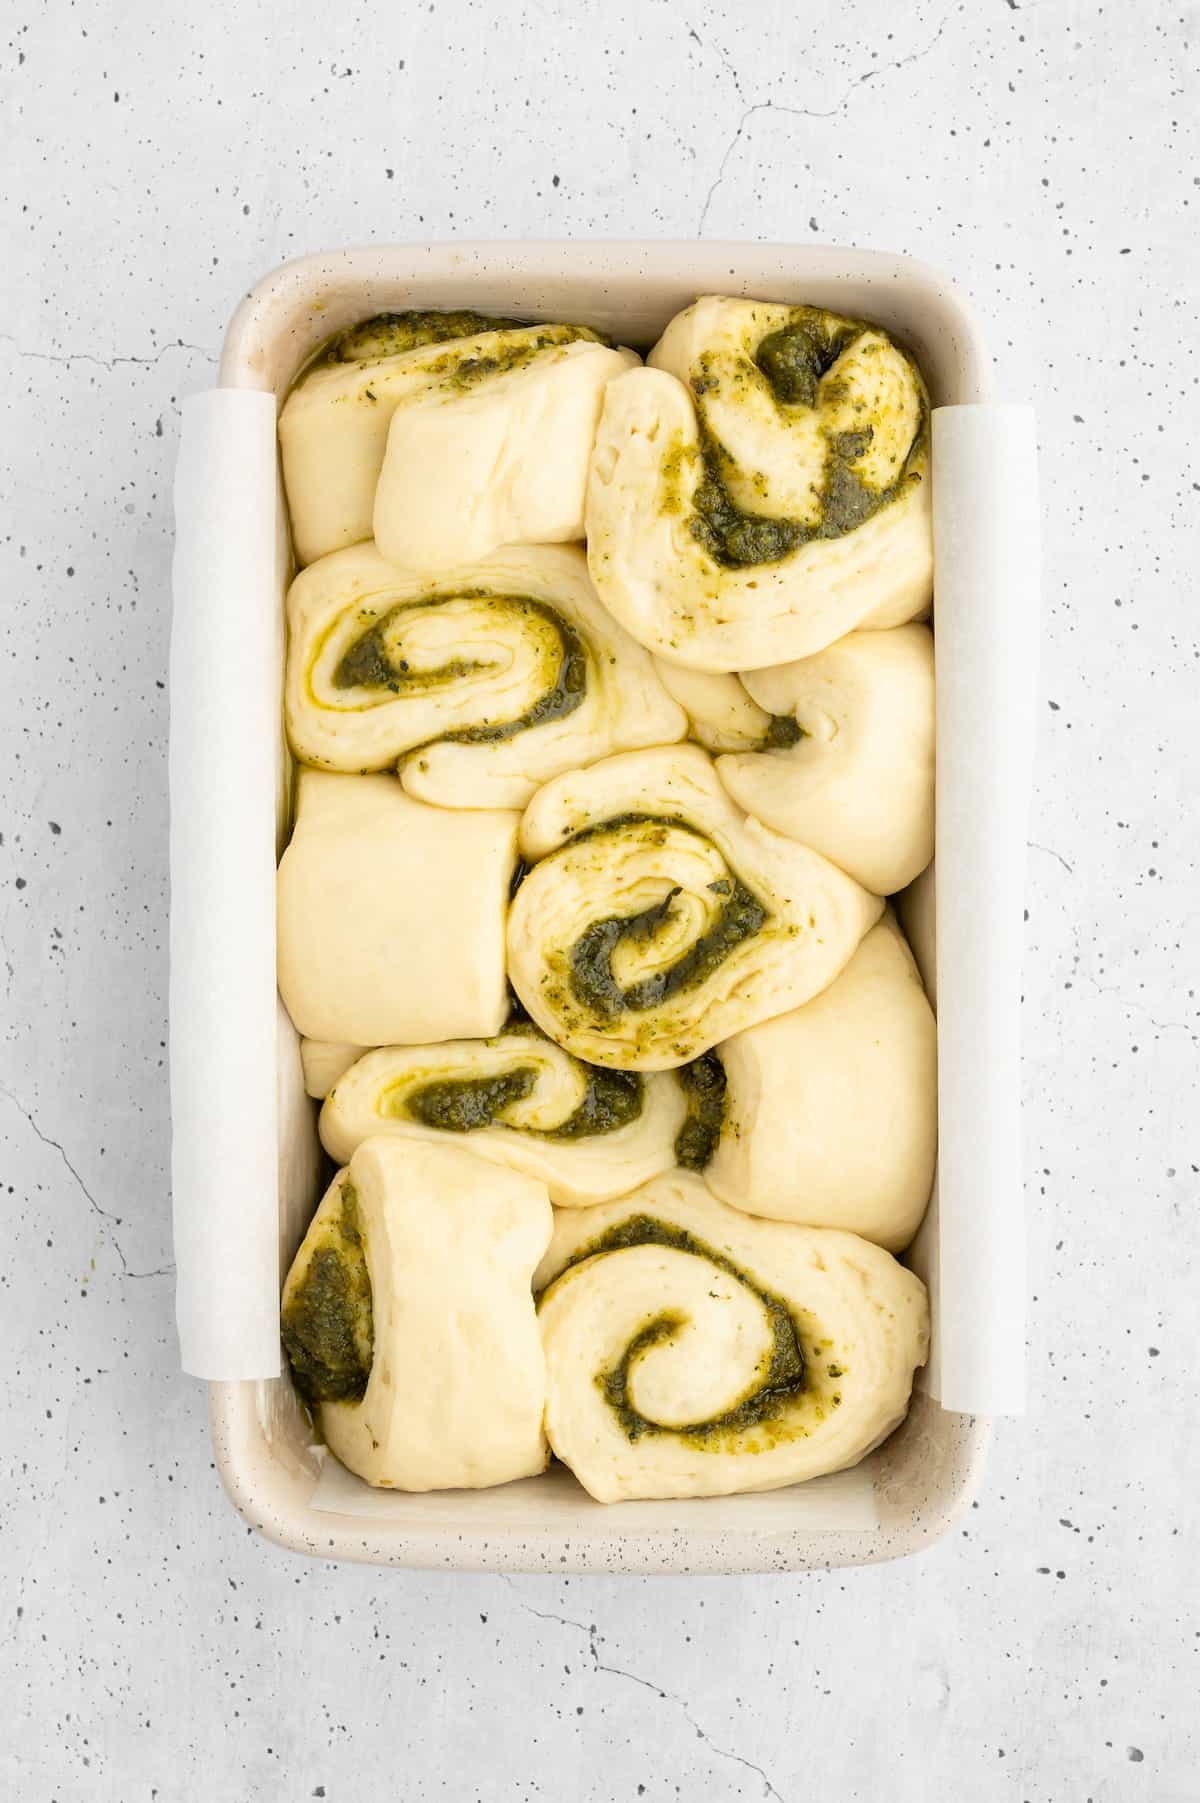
[2,1,1197,1797]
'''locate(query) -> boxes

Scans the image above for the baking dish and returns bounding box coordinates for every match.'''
[187,241,1016,1572]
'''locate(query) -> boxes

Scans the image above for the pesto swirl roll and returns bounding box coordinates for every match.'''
[536,1171,929,1503]
[587,297,932,672]
[281,1137,551,1491]
[507,744,882,1070]
[279,310,638,569]
[318,1031,688,1208]
[284,542,686,808]
[716,624,935,895]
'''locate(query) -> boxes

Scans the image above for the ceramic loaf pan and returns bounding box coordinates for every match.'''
[209,242,991,1573]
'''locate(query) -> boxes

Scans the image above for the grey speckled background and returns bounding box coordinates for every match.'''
[2,1,1198,1797]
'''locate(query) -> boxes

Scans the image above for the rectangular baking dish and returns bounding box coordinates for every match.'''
[201,241,997,1573]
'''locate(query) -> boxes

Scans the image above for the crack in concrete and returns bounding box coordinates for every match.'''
[1077,975,1196,1037]
[1028,840,1075,874]
[502,1584,789,1799]
[0,333,216,373]
[697,12,952,234]
[0,1085,173,1276]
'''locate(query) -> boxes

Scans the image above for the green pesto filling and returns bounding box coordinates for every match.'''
[674,1051,727,1169]
[762,713,803,750]
[397,1057,644,1139]
[564,817,768,1020]
[429,322,603,391]
[687,310,926,569]
[318,309,524,366]
[555,1214,807,1444]
[280,1182,373,1405]
[332,593,588,744]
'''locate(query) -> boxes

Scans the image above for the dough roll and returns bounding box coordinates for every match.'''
[281,1138,551,1490]
[652,660,800,754]
[507,744,881,1070]
[706,914,937,1252]
[319,1030,688,1208]
[587,297,932,672]
[279,310,637,569]
[535,1172,929,1503]
[717,624,935,895]
[276,771,517,1045]
[284,542,685,809]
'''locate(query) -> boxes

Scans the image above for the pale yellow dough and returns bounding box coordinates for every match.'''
[276,771,518,1045]
[507,744,881,1070]
[279,320,636,568]
[707,914,937,1252]
[319,1036,687,1208]
[651,660,772,753]
[283,541,685,807]
[536,1172,929,1503]
[300,1039,364,1098]
[586,297,932,672]
[718,624,935,895]
[285,1139,551,1491]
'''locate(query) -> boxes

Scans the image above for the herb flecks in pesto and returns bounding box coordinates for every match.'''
[565,817,768,1021]
[405,1067,539,1133]
[392,1047,645,1141]
[687,308,926,569]
[562,1214,807,1445]
[762,713,803,751]
[674,1051,727,1169]
[281,1182,374,1405]
[546,1065,642,1140]
[319,310,524,367]
[333,592,589,745]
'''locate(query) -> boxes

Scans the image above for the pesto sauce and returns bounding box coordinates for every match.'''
[405,1067,539,1132]
[432,323,602,391]
[395,1039,645,1141]
[332,593,589,745]
[674,1051,727,1169]
[564,816,768,1020]
[560,1214,807,1443]
[687,310,927,569]
[318,309,524,367]
[762,713,803,750]
[280,1182,374,1404]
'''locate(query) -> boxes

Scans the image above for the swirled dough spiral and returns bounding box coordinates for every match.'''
[586,297,932,672]
[276,771,517,1045]
[319,1032,687,1208]
[279,310,637,568]
[535,1171,928,1502]
[716,624,935,894]
[507,744,881,1070]
[284,542,686,807]
[707,914,937,1251]
[281,1139,551,1490]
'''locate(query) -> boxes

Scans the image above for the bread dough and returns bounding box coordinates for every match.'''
[536,1171,928,1502]
[718,624,935,894]
[279,314,636,568]
[282,1139,551,1490]
[508,744,881,1069]
[277,771,517,1045]
[586,298,932,672]
[284,541,685,807]
[652,661,773,753]
[318,1033,687,1208]
[374,336,640,572]
[707,914,937,1251]
[300,1039,364,1098]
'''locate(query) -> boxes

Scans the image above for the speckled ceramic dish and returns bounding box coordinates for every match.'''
[208,242,992,1572]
